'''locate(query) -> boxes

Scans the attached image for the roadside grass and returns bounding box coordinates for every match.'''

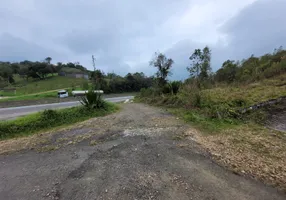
[168,108,240,134]
[1,75,88,96]
[0,102,119,140]
[202,75,286,108]
[136,74,286,191]
[0,91,57,102]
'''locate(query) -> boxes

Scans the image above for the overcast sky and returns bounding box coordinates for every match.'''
[1,0,285,79]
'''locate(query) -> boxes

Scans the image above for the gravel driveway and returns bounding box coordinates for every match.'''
[0,103,284,200]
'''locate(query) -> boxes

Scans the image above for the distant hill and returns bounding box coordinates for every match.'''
[1,75,89,96]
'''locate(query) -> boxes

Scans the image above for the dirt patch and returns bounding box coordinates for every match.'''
[0,103,285,200]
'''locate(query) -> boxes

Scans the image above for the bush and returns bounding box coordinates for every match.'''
[0,103,118,139]
[80,89,106,109]
[170,81,182,94]
[139,88,155,97]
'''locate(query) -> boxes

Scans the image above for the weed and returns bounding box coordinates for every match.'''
[90,140,97,146]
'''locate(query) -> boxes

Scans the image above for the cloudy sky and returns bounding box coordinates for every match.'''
[0,0,285,79]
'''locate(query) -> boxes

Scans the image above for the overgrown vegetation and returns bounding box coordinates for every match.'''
[0,102,119,140]
[138,46,286,130]
[137,47,286,191]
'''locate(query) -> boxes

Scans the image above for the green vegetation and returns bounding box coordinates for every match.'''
[0,57,154,101]
[137,46,286,132]
[0,102,119,140]
[1,75,88,96]
[0,91,57,102]
[80,89,106,109]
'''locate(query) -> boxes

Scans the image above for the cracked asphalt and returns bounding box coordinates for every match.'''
[0,103,285,200]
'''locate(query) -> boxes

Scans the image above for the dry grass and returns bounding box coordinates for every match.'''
[203,74,286,107]
[185,124,286,192]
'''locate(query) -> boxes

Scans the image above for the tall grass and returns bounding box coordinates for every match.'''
[137,74,286,132]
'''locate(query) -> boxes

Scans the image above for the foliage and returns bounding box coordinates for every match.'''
[214,47,286,83]
[150,52,174,87]
[169,81,182,95]
[187,46,212,80]
[80,89,106,109]
[0,103,119,139]
[3,75,88,95]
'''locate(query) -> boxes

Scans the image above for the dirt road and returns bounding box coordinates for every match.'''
[0,103,284,200]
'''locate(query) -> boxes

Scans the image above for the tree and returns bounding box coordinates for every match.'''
[201,46,211,79]
[215,60,238,83]
[150,52,174,87]
[187,46,212,80]
[0,63,14,84]
[45,57,52,64]
[91,70,104,89]
[187,49,202,78]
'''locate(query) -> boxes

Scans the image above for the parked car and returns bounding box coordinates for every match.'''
[58,90,69,98]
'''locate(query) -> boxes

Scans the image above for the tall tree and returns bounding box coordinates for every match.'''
[150,52,174,87]
[201,46,211,79]
[187,49,203,78]
[45,57,52,64]
[187,46,212,80]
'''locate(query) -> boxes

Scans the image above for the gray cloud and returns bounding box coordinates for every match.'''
[0,0,285,80]
[221,0,286,59]
[0,33,62,62]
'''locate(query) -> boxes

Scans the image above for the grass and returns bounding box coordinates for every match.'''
[0,91,57,102]
[202,74,286,108]
[137,74,286,191]
[2,75,88,96]
[168,108,240,134]
[0,102,119,140]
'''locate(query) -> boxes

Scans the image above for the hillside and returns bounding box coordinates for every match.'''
[0,75,89,96]
[136,47,286,191]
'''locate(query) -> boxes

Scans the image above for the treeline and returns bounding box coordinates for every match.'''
[90,71,153,94]
[215,46,286,84]
[140,46,286,120]
[146,46,286,94]
[0,56,154,94]
[0,57,87,85]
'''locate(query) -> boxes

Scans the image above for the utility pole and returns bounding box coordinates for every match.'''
[92,55,96,72]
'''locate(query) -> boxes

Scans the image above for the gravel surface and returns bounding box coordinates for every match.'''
[0,103,285,200]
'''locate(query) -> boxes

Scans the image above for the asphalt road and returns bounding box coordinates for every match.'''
[0,103,284,200]
[0,96,134,120]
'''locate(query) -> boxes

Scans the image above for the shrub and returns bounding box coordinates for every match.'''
[139,88,155,97]
[80,89,106,109]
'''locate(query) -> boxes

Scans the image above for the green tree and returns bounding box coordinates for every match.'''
[215,60,238,83]
[187,46,212,80]
[0,63,14,84]
[150,52,174,87]
[45,57,52,64]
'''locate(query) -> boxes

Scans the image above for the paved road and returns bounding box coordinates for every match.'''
[0,103,284,200]
[0,96,134,120]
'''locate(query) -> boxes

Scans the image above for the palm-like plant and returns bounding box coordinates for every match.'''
[80,89,105,109]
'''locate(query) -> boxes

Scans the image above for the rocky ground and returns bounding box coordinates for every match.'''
[0,103,285,200]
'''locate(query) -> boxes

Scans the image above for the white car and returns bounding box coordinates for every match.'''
[57,90,69,98]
